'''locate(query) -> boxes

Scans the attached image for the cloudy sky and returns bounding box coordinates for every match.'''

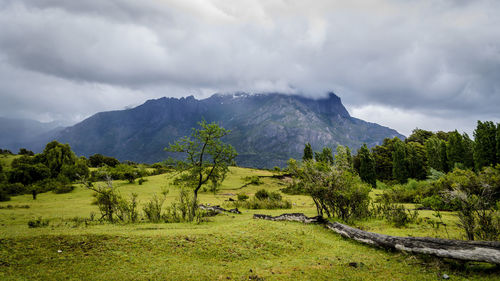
[0,0,499,136]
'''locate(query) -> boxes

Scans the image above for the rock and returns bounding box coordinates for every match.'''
[442,274,450,279]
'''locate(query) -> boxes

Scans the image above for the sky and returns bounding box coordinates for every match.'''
[0,0,499,136]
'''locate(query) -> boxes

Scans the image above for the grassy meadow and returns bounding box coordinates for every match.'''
[1,166,499,280]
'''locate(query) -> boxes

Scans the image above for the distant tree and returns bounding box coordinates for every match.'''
[447,130,465,169]
[392,138,408,183]
[303,143,313,161]
[462,133,475,169]
[435,131,450,141]
[315,147,334,164]
[425,136,444,172]
[371,138,395,181]
[406,128,434,145]
[18,148,34,156]
[473,121,497,170]
[358,144,376,187]
[89,154,120,168]
[334,145,353,172]
[39,141,77,178]
[167,120,237,215]
[406,141,427,180]
[440,141,449,173]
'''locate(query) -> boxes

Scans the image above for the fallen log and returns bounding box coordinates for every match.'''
[199,204,241,214]
[253,213,500,265]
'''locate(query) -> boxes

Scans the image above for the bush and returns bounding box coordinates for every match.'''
[143,192,167,223]
[138,178,147,185]
[237,193,249,201]
[52,184,75,194]
[244,176,263,185]
[372,200,419,227]
[420,195,457,211]
[255,189,269,200]
[232,197,292,210]
[0,188,10,201]
[27,217,49,228]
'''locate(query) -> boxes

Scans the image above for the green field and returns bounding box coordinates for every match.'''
[1,167,498,280]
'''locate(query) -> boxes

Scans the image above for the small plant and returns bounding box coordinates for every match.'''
[244,176,263,186]
[230,190,291,210]
[237,193,249,201]
[143,191,168,223]
[254,189,269,200]
[138,178,147,185]
[372,200,419,228]
[28,217,49,228]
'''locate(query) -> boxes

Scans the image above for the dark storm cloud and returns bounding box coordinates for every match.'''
[0,0,499,134]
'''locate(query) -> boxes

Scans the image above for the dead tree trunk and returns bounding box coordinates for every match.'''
[253,213,500,265]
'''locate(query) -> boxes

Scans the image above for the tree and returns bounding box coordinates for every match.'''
[358,144,376,188]
[18,148,34,156]
[392,138,408,183]
[371,138,395,181]
[425,136,444,172]
[315,147,334,164]
[406,141,427,180]
[40,141,77,178]
[406,128,434,145]
[303,143,313,161]
[334,145,353,172]
[447,130,465,169]
[167,121,237,214]
[462,133,475,169]
[473,121,497,170]
[497,124,500,164]
[440,141,449,173]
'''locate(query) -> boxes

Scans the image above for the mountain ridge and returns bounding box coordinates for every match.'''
[54,92,404,168]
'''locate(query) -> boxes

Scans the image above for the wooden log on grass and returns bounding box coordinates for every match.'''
[253,213,500,265]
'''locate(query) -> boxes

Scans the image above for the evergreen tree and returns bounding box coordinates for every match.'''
[473,121,497,170]
[303,143,313,161]
[405,128,434,145]
[497,123,500,164]
[440,141,449,173]
[425,136,443,172]
[371,138,394,181]
[358,144,376,187]
[447,130,465,169]
[315,147,334,164]
[462,133,475,169]
[334,145,352,171]
[406,141,427,180]
[392,138,408,183]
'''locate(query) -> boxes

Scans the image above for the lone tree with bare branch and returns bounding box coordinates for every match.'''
[166,120,237,215]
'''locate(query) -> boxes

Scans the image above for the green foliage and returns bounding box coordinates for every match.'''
[52,184,75,194]
[420,195,457,211]
[18,148,34,156]
[474,120,498,170]
[167,120,237,217]
[237,193,249,201]
[358,144,376,188]
[302,143,313,161]
[405,128,434,145]
[243,176,263,185]
[0,188,10,201]
[406,141,427,180]
[446,130,465,169]
[425,136,445,172]
[143,192,167,223]
[27,217,49,228]
[372,200,419,227]
[231,190,291,210]
[88,154,120,168]
[392,138,408,183]
[315,147,334,164]
[40,141,77,178]
[298,160,371,222]
[371,140,393,181]
[334,145,353,172]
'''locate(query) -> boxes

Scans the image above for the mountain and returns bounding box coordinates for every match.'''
[0,117,65,152]
[54,92,404,168]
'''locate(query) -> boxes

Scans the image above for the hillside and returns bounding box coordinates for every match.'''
[0,117,64,152]
[55,93,403,168]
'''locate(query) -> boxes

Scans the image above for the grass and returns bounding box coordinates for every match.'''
[1,167,499,280]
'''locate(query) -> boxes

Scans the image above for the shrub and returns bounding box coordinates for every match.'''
[232,197,292,210]
[28,217,49,228]
[372,200,419,227]
[0,188,10,202]
[244,176,263,185]
[143,192,167,223]
[237,193,249,201]
[138,178,147,185]
[420,195,457,211]
[255,189,269,200]
[52,184,75,194]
